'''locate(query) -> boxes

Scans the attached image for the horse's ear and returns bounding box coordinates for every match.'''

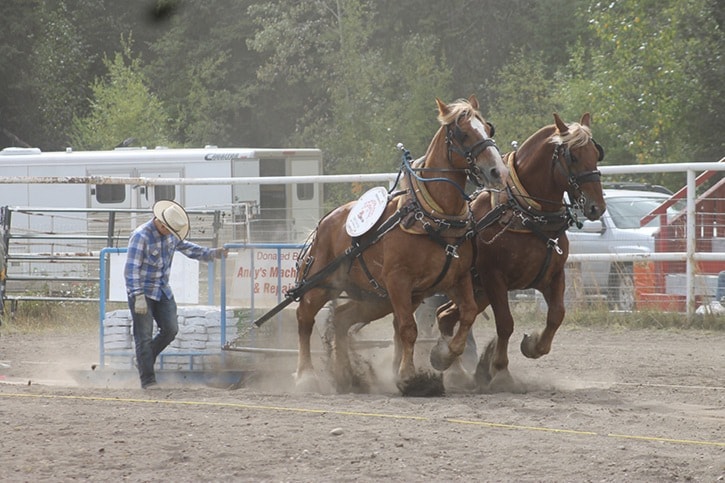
[436,97,450,116]
[467,94,479,110]
[580,112,591,127]
[553,113,568,134]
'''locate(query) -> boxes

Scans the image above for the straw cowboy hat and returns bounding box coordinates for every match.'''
[153,200,190,240]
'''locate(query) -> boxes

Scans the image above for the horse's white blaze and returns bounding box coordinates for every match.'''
[470,117,489,140]
[471,117,506,173]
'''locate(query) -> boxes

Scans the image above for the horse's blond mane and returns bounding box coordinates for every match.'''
[549,122,592,149]
[437,98,481,125]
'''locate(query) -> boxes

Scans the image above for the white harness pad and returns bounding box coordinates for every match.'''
[345,186,389,237]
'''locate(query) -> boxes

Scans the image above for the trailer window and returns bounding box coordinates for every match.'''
[297,183,314,200]
[154,185,176,202]
[95,184,125,204]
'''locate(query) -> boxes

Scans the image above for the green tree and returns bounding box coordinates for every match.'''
[561,0,724,165]
[70,38,172,150]
[30,2,92,149]
[0,0,41,147]
[248,0,452,207]
[144,0,261,147]
[488,51,560,153]
[0,0,169,150]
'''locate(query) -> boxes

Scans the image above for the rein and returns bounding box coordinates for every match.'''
[396,143,471,201]
[392,114,501,200]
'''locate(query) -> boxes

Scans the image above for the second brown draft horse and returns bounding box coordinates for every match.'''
[292,96,508,394]
[437,113,606,389]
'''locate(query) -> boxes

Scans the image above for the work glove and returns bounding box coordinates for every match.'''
[134,295,148,315]
[213,248,228,259]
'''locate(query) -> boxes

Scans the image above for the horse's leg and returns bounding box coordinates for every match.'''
[389,299,430,375]
[430,275,478,371]
[436,292,481,393]
[435,299,457,338]
[392,313,403,376]
[386,282,418,382]
[476,276,514,387]
[434,289,487,382]
[521,270,566,359]
[295,287,331,391]
[329,300,391,393]
[436,288,488,341]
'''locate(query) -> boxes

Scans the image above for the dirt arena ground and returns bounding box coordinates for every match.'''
[0,318,723,482]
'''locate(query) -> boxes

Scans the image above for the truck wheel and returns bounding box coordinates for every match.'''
[608,263,635,311]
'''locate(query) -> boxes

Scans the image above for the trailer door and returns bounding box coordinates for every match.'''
[231,159,261,206]
[85,168,134,250]
[288,157,322,239]
[231,159,261,241]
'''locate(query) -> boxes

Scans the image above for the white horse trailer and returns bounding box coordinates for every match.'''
[0,146,324,244]
[0,146,323,307]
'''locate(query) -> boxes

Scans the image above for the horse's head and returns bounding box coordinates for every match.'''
[551,113,606,221]
[436,95,508,191]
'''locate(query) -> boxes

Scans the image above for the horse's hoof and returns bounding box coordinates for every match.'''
[429,338,454,371]
[294,371,320,393]
[443,362,476,393]
[520,332,541,359]
[397,371,445,397]
[475,338,496,388]
[489,369,525,394]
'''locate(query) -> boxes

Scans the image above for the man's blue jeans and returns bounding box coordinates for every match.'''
[128,294,178,388]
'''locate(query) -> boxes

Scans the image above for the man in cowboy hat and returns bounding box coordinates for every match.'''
[124,200,227,389]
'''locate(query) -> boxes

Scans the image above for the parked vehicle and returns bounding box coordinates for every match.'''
[566,188,685,310]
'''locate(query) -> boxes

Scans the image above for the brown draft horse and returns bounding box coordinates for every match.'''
[292,95,508,393]
[436,113,606,389]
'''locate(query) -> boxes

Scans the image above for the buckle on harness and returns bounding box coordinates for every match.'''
[445,244,460,258]
[547,237,563,255]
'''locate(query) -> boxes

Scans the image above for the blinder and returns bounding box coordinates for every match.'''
[593,139,605,162]
[554,141,603,185]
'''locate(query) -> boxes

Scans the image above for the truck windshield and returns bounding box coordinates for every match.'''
[607,197,683,229]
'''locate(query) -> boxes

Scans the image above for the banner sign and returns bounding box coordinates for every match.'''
[228,246,301,307]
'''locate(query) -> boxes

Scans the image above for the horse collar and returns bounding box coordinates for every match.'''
[505,151,543,212]
[488,151,571,234]
[398,175,473,238]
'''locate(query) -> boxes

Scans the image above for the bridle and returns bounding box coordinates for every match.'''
[445,113,499,188]
[552,139,604,209]
[398,113,500,201]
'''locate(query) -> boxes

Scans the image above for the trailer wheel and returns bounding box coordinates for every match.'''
[608,263,635,311]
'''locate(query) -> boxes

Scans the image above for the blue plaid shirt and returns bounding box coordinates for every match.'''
[124,219,216,301]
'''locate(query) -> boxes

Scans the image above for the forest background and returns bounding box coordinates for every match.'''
[1,0,723,202]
